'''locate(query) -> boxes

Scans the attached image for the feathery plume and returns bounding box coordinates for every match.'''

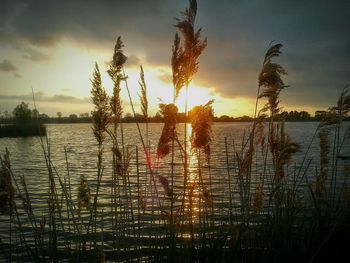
[138,65,148,120]
[108,36,127,78]
[91,63,110,145]
[171,33,186,98]
[189,100,214,158]
[274,121,300,179]
[317,86,350,128]
[255,114,266,148]
[328,84,350,121]
[108,37,127,126]
[174,0,207,97]
[258,43,288,116]
[263,43,283,64]
[157,103,178,158]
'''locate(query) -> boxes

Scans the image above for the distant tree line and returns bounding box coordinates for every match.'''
[0,102,46,137]
[1,102,346,124]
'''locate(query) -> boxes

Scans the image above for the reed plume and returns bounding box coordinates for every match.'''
[255,113,267,146]
[108,36,127,77]
[257,44,300,180]
[330,84,350,119]
[171,33,185,99]
[91,63,110,145]
[157,103,178,158]
[173,2,207,236]
[258,43,288,116]
[273,121,300,179]
[174,0,207,97]
[139,64,150,148]
[108,37,127,127]
[90,62,110,241]
[139,65,148,121]
[189,100,214,158]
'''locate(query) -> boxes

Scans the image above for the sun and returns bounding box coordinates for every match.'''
[175,83,215,112]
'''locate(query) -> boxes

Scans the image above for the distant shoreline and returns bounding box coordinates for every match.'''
[0,120,329,125]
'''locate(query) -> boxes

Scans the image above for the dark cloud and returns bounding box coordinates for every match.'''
[0,59,17,72]
[0,0,349,110]
[22,48,50,61]
[195,0,350,109]
[0,91,132,110]
[1,0,175,47]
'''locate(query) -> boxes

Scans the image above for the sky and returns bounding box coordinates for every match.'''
[0,0,349,117]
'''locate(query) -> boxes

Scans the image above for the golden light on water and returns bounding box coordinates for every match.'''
[185,124,201,221]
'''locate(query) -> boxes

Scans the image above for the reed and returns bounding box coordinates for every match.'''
[89,62,110,248]
[1,71,350,263]
[172,3,207,254]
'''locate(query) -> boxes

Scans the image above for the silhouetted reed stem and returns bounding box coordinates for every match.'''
[225,137,233,228]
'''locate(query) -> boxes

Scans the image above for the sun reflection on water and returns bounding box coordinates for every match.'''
[184,124,202,224]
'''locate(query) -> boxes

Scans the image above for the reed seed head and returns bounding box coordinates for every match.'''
[91,63,110,145]
[157,103,178,158]
[139,65,148,120]
[189,100,214,158]
[174,0,207,97]
[259,43,288,117]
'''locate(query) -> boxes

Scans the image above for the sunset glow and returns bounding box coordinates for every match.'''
[0,0,348,118]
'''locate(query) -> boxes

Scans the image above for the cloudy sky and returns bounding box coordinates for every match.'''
[0,0,349,117]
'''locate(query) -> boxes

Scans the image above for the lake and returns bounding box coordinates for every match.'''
[0,122,349,261]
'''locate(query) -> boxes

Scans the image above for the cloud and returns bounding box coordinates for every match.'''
[22,48,50,61]
[0,91,90,104]
[0,59,17,72]
[0,0,349,111]
[157,72,172,84]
